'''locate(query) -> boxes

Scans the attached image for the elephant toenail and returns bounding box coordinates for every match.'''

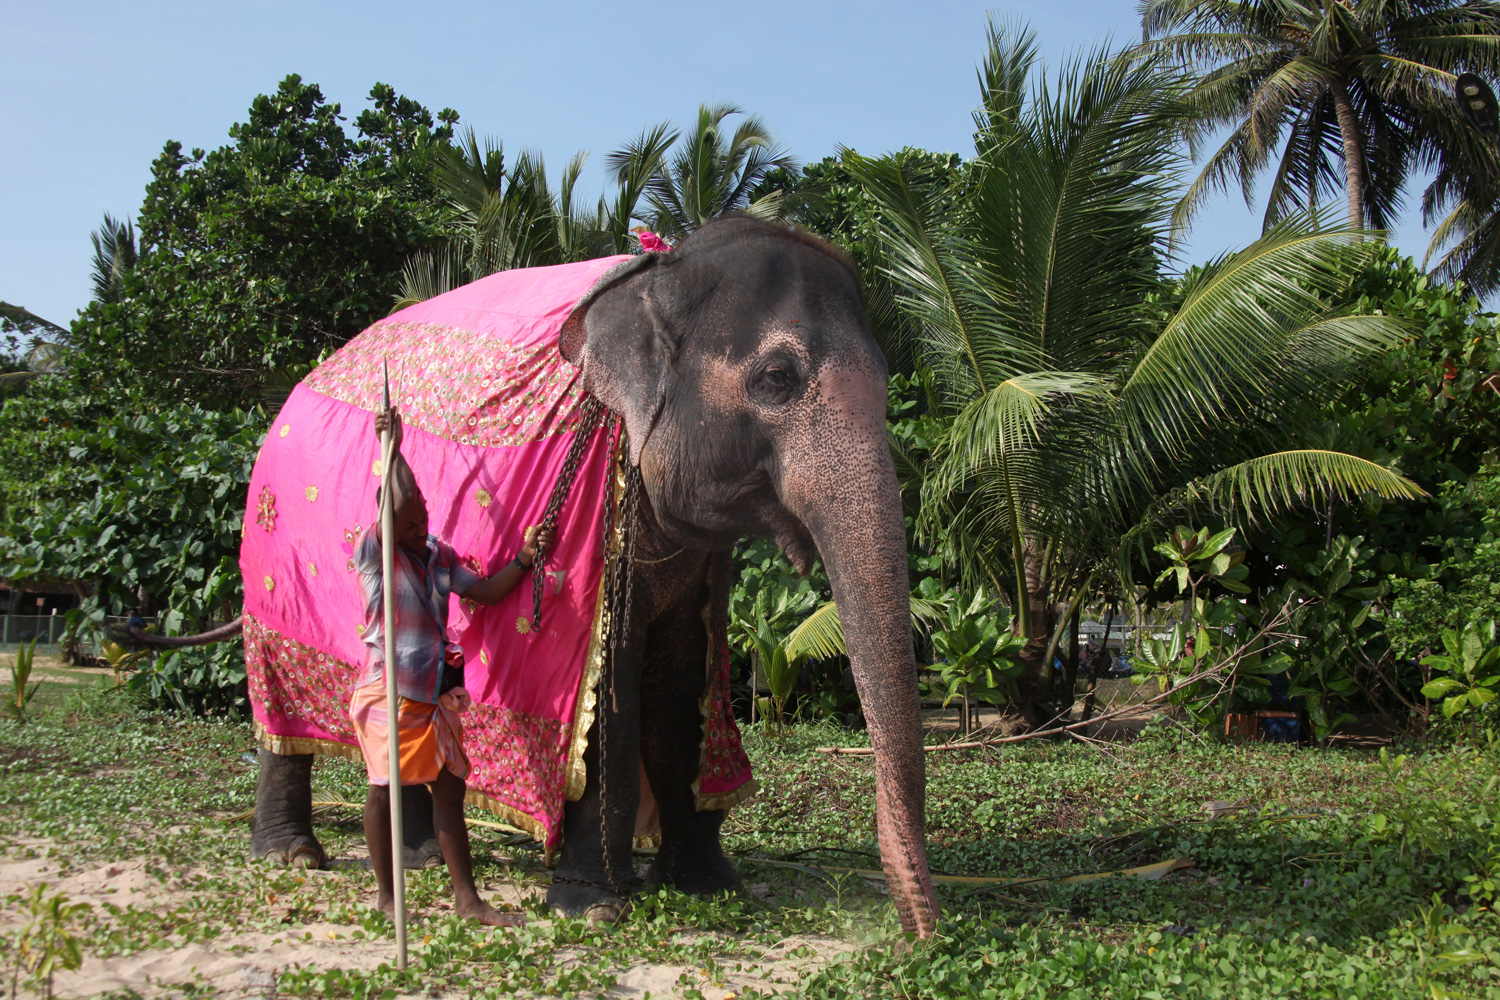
[583,902,623,925]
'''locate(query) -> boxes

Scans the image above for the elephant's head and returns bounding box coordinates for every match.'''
[560,215,940,937]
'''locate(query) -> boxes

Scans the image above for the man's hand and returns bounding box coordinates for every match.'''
[374,408,403,447]
[519,524,556,568]
[458,525,558,607]
[439,686,472,714]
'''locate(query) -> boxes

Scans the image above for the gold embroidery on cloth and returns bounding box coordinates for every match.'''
[305,486,319,502]
[564,431,625,802]
[475,489,492,509]
[279,424,290,438]
[255,721,363,761]
[300,321,590,448]
[255,487,278,532]
[690,601,760,814]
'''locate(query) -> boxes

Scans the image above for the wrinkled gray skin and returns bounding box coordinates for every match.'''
[225,216,940,937]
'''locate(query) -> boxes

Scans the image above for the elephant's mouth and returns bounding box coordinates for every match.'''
[772,519,817,575]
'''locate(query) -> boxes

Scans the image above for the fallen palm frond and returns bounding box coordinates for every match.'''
[743,854,1194,888]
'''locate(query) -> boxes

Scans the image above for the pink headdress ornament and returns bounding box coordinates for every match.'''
[636,231,672,253]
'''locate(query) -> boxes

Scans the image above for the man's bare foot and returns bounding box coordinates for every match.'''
[457,897,526,928]
[376,892,395,918]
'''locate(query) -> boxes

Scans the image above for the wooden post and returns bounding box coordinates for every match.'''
[379,361,407,970]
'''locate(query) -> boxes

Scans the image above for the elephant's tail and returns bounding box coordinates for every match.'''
[128,616,244,648]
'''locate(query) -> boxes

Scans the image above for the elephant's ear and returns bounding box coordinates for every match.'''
[560,253,673,467]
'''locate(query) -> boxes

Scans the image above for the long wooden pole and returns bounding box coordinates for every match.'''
[379,361,407,969]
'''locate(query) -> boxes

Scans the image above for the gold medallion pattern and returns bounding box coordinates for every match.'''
[308,562,318,577]
[371,459,383,476]
[279,424,290,438]
[305,486,319,502]
[475,489,492,509]
[264,575,275,592]
[516,617,532,635]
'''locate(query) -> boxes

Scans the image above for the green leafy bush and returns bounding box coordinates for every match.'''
[1420,623,1500,727]
[0,405,259,714]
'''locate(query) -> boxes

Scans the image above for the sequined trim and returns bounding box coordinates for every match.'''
[254,721,364,762]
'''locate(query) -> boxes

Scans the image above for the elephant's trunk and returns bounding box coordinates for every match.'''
[783,366,940,938]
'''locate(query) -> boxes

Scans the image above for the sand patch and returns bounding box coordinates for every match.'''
[1,837,855,1000]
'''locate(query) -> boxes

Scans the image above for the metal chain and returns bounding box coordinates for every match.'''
[597,434,644,901]
[530,396,604,630]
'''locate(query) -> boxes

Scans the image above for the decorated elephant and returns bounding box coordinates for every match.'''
[146,217,940,935]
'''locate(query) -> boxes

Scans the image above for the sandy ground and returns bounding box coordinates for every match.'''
[0,845,386,999]
[0,841,850,1000]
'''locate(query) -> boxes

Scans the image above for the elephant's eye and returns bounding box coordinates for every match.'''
[749,361,801,405]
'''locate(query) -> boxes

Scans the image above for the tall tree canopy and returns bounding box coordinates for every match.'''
[1140,0,1500,231]
[67,75,460,409]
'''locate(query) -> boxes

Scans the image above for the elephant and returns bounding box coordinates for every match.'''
[140,216,941,937]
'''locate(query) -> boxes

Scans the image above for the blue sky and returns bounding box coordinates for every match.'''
[2,0,1438,331]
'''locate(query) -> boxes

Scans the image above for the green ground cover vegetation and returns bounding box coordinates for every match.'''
[0,681,1496,998]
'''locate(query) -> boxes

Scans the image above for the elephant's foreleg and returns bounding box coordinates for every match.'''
[399,784,443,869]
[250,750,326,869]
[547,628,644,921]
[640,604,737,895]
[250,750,440,869]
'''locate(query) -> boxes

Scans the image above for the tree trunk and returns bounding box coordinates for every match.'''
[1330,79,1366,228]
[1015,540,1056,725]
[1062,604,1080,713]
[1083,602,1115,723]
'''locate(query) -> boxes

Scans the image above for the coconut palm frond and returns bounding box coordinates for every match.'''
[782,595,955,662]
[89,213,137,304]
[391,242,468,312]
[1119,212,1399,463]
[1190,449,1426,518]
[783,602,845,662]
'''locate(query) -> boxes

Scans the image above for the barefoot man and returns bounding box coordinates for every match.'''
[351,407,554,927]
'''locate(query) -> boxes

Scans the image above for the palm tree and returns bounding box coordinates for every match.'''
[90,213,137,303]
[1139,0,1500,231]
[1422,71,1500,292]
[394,125,678,309]
[642,103,797,241]
[847,19,1422,720]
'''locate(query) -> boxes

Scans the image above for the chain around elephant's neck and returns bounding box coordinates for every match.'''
[530,395,607,630]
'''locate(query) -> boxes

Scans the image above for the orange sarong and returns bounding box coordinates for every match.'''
[349,682,469,786]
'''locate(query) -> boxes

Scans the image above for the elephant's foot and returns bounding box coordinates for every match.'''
[401,836,444,870]
[644,849,739,895]
[254,835,327,871]
[251,750,325,869]
[547,875,636,923]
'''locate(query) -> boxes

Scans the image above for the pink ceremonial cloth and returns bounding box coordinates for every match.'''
[238,255,754,845]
